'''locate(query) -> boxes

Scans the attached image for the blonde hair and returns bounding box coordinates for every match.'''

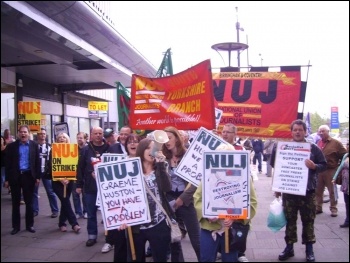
[56,132,70,143]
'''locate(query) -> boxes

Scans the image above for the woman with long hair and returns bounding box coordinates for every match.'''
[162,126,201,262]
[119,138,172,262]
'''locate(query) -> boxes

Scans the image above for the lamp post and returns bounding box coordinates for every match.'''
[235,7,244,68]
[259,53,263,66]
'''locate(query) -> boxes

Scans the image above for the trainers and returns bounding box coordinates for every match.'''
[83,212,88,219]
[238,256,249,262]
[101,243,114,253]
[20,200,25,205]
[331,212,338,217]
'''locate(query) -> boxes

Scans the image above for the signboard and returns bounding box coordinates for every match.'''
[17,101,41,132]
[95,157,151,230]
[51,143,78,180]
[175,127,229,187]
[212,70,302,138]
[202,150,251,219]
[271,141,310,195]
[53,122,69,138]
[88,101,108,118]
[129,60,215,130]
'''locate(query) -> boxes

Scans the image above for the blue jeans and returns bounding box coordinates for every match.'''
[32,178,59,214]
[253,152,262,172]
[84,192,98,240]
[1,166,5,193]
[32,184,39,213]
[200,229,238,262]
[42,178,59,214]
[72,181,86,216]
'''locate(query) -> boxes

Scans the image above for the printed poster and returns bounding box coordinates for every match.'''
[202,150,251,219]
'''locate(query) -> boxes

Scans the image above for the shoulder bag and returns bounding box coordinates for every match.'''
[144,184,182,243]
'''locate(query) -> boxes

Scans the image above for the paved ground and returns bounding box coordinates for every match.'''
[1,162,349,262]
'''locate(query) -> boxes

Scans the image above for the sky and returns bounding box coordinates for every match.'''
[112,1,349,122]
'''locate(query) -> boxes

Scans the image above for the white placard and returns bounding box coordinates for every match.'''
[202,151,251,219]
[95,157,151,230]
[271,141,311,196]
[175,127,230,186]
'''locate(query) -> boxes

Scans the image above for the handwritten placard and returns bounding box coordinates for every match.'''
[175,127,229,186]
[95,157,150,230]
[202,151,251,219]
[271,141,310,195]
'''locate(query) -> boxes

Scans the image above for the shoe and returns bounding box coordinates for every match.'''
[340,223,349,228]
[75,214,83,219]
[73,225,81,233]
[238,256,249,262]
[86,239,97,247]
[315,210,323,214]
[60,226,67,232]
[51,213,58,218]
[101,243,114,253]
[33,212,38,217]
[323,199,330,203]
[83,212,88,219]
[306,251,315,262]
[145,246,152,257]
[11,228,20,235]
[216,252,222,261]
[26,227,36,233]
[20,200,25,205]
[331,212,338,217]
[278,246,294,261]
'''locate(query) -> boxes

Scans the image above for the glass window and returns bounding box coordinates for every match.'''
[67,116,78,143]
[79,118,90,137]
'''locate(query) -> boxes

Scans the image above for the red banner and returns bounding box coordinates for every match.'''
[212,71,302,138]
[129,60,215,130]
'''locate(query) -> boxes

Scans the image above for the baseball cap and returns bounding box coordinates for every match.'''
[103,128,114,138]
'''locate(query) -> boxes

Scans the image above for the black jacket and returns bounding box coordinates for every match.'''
[5,139,40,184]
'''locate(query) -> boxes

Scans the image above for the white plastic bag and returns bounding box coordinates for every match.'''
[267,197,286,232]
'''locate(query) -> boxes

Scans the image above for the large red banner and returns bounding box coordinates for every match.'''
[213,71,302,138]
[129,60,215,130]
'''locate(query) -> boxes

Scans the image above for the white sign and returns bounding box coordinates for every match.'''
[175,127,230,186]
[95,157,151,230]
[215,108,223,129]
[202,151,251,219]
[271,141,311,196]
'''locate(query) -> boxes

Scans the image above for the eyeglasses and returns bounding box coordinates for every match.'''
[222,131,235,134]
[127,141,139,145]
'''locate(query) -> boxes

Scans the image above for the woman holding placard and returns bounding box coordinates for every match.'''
[47,133,80,233]
[118,138,172,262]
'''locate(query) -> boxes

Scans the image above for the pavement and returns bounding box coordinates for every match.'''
[1,162,349,262]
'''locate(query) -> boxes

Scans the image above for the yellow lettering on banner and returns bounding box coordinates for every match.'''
[18,101,41,114]
[135,77,163,92]
[166,81,205,100]
[52,144,78,158]
[166,100,200,113]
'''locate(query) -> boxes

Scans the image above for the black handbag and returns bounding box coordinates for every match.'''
[229,222,250,252]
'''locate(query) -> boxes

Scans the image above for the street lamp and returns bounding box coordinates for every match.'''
[235,7,244,68]
[259,53,263,66]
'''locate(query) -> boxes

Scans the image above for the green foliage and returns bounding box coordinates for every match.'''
[309,112,349,134]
